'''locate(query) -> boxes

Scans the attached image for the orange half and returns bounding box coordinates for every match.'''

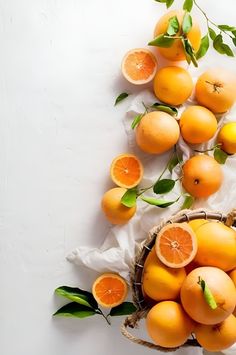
[110,153,143,189]
[155,223,198,268]
[92,273,128,308]
[121,48,157,85]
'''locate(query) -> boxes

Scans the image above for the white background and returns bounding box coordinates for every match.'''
[1,1,236,354]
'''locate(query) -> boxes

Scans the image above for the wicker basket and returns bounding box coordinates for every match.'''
[121,208,236,352]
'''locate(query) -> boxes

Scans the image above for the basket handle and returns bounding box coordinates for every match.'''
[120,311,200,352]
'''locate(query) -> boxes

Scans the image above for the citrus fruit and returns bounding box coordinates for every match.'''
[146,301,195,348]
[229,268,236,316]
[182,155,223,198]
[92,273,128,308]
[180,106,218,144]
[142,247,186,301]
[217,122,236,154]
[121,48,157,85]
[155,223,197,268]
[192,221,236,272]
[135,111,180,154]
[194,314,236,352]
[195,68,236,113]
[153,10,201,61]
[180,266,236,325]
[110,153,143,189]
[101,187,136,224]
[188,219,209,232]
[153,66,193,106]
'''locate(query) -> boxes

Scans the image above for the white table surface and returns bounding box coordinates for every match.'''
[1,0,236,354]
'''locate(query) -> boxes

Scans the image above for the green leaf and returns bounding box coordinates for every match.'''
[53,302,97,318]
[148,34,175,48]
[213,34,234,56]
[141,196,178,208]
[218,25,236,32]
[182,38,198,67]
[114,93,129,106]
[55,286,98,309]
[214,147,228,164]
[166,0,174,8]
[208,27,217,40]
[182,12,193,34]
[196,35,209,59]
[183,0,193,12]
[232,37,236,47]
[154,0,167,2]
[121,188,137,207]
[150,103,178,116]
[198,278,217,310]
[110,302,137,316]
[167,152,182,173]
[131,113,144,129]
[181,194,195,209]
[153,179,175,194]
[167,16,179,36]
[221,43,234,57]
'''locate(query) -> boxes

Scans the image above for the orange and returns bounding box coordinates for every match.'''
[194,314,236,352]
[217,122,236,154]
[180,106,218,144]
[229,268,236,316]
[195,68,236,113]
[135,111,180,154]
[142,247,186,302]
[193,221,236,272]
[180,266,236,325]
[155,223,197,268]
[101,187,136,224]
[188,219,209,232]
[92,273,128,308]
[110,153,143,189]
[153,10,201,61]
[121,48,157,85]
[153,66,193,106]
[146,301,195,348]
[182,155,223,198]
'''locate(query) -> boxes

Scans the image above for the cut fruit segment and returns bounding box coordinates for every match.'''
[110,153,143,189]
[155,223,198,268]
[92,273,128,308]
[121,48,157,85]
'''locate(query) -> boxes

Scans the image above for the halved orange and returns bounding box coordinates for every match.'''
[121,48,157,85]
[155,223,198,268]
[110,153,143,189]
[92,273,128,308]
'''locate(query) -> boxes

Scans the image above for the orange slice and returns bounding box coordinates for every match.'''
[155,223,198,268]
[92,273,128,308]
[110,153,143,189]
[121,48,157,85]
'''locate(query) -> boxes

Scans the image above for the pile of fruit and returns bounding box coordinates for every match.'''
[143,219,236,351]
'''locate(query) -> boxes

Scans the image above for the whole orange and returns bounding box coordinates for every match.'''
[194,314,236,352]
[195,68,236,113]
[180,106,217,144]
[182,155,223,198]
[142,248,186,301]
[229,268,236,316]
[180,266,236,325]
[146,301,195,348]
[135,111,180,154]
[217,122,236,154]
[153,10,201,61]
[193,221,236,272]
[153,66,193,106]
[101,187,136,224]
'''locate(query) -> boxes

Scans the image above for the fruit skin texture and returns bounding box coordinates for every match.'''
[180,266,236,325]
[135,111,180,154]
[194,314,236,352]
[193,221,236,272]
[180,105,218,144]
[195,68,236,113]
[217,122,236,154]
[146,301,195,348]
[142,248,186,301]
[229,268,236,316]
[182,155,223,198]
[153,66,193,106]
[101,187,136,224]
[154,10,201,61]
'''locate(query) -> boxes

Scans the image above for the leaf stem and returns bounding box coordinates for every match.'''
[97,308,111,325]
[194,143,221,153]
